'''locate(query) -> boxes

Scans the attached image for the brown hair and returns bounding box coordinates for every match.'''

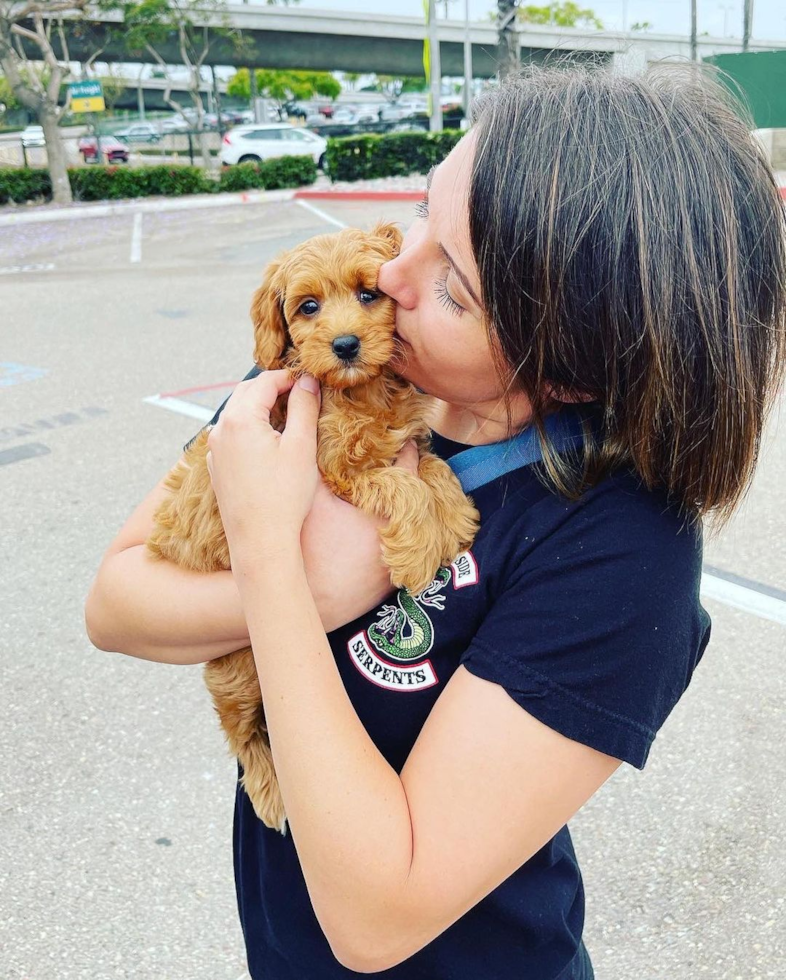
[469,62,786,526]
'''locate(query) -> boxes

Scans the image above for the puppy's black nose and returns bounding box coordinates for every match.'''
[332,335,361,361]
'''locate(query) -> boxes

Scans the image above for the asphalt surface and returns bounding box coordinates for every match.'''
[1,193,784,979]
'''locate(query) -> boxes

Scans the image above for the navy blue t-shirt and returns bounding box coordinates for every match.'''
[188,367,711,979]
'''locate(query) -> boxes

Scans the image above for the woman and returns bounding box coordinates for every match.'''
[86,65,786,979]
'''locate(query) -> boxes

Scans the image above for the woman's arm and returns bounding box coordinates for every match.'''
[85,451,412,665]
[84,465,249,664]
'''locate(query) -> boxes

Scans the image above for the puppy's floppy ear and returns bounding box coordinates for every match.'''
[368,221,403,260]
[250,257,289,370]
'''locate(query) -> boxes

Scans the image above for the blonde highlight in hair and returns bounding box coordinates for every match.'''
[468,62,786,526]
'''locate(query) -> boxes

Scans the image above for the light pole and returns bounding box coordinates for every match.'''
[427,0,443,132]
[463,0,473,123]
[690,0,697,61]
[743,0,754,50]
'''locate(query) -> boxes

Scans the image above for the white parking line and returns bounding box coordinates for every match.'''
[130,212,143,263]
[295,198,348,229]
[701,571,786,627]
[143,394,214,423]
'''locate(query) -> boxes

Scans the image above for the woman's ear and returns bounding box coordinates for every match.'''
[250,257,289,370]
[369,221,403,260]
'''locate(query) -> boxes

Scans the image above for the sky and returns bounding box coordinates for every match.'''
[285,0,786,42]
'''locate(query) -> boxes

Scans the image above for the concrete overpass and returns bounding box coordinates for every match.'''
[29,4,786,78]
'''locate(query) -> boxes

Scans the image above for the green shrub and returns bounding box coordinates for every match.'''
[68,165,213,201]
[218,154,317,193]
[0,167,52,205]
[325,130,462,182]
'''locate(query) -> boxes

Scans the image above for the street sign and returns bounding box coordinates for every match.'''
[69,80,106,113]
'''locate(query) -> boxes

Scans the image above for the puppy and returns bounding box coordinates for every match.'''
[146,223,479,833]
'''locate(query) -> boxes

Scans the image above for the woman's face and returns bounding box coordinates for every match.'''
[378,134,528,432]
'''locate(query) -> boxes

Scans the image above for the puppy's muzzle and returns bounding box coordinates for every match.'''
[332,335,361,361]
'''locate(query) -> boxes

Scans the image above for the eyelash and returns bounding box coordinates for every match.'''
[434,273,464,317]
[415,197,464,317]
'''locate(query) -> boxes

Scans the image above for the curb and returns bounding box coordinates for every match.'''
[0,187,296,227]
[294,189,425,201]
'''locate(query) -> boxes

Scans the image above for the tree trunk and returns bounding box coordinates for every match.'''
[39,105,72,205]
[198,128,214,171]
[497,0,519,79]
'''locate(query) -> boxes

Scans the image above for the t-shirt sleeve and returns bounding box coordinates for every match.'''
[459,484,712,769]
[182,365,262,454]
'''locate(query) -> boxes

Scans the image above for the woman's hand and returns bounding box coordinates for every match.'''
[205,367,421,627]
[301,441,419,632]
[206,370,321,573]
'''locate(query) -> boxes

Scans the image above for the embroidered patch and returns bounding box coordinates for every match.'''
[347,551,478,691]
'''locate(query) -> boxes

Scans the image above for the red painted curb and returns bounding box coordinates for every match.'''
[160,381,241,399]
[294,190,426,201]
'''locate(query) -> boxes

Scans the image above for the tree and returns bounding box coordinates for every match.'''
[228,68,339,111]
[497,0,520,78]
[110,0,248,169]
[630,21,652,32]
[374,75,428,103]
[0,0,93,203]
[342,71,362,92]
[518,2,604,30]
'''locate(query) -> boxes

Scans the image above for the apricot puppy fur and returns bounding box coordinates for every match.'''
[146,223,479,834]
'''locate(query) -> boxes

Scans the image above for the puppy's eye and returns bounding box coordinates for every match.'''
[299,299,319,316]
[358,290,377,305]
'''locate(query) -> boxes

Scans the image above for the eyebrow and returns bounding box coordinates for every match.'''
[438,242,481,310]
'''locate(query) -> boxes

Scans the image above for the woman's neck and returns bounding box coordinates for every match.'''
[425,396,533,446]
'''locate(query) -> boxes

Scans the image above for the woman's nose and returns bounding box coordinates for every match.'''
[378,253,416,309]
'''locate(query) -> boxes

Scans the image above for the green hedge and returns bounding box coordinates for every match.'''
[70,165,211,201]
[324,130,463,182]
[0,167,52,205]
[0,154,317,206]
[218,155,317,192]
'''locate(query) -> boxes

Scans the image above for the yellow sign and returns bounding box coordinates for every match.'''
[71,95,106,113]
[69,80,105,114]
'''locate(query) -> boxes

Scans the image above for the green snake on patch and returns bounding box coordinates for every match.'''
[367,567,452,660]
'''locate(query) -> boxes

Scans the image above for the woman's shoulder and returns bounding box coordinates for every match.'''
[484,463,703,573]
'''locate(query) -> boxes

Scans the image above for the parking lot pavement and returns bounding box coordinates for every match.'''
[1,195,784,979]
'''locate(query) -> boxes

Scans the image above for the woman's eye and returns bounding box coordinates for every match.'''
[433,273,464,317]
[358,290,377,304]
[413,199,429,219]
[299,299,319,316]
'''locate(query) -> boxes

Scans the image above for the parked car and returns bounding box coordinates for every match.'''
[379,104,409,123]
[331,108,358,125]
[20,125,45,147]
[203,110,243,130]
[354,105,381,123]
[220,124,328,170]
[78,135,130,163]
[281,100,308,121]
[113,122,161,143]
[159,115,190,134]
[317,105,334,119]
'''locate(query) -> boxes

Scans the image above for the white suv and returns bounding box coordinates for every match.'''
[220,124,328,169]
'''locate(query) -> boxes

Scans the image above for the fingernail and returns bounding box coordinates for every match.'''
[298,374,320,394]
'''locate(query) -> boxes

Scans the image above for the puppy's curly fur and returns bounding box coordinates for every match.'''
[146,223,479,834]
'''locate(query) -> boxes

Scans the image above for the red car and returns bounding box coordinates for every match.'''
[78,135,130,163]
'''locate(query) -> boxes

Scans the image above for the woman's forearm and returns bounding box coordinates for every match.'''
[85,545,250,665]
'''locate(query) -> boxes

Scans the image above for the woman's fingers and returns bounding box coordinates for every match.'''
[282,375,321,451]
[220,369,295,426]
